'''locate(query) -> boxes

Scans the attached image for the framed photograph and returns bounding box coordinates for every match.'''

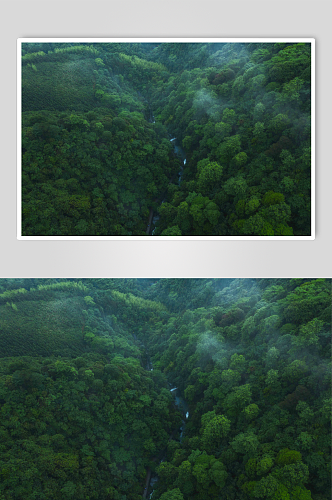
[18,39,315,239]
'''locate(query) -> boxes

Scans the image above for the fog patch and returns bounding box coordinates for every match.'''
[193,88,221,121]
[196,330,229,367]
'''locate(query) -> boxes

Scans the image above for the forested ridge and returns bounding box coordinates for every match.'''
[21,41,312,236]
[0,278,330,499]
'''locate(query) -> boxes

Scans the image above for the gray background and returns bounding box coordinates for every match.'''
[1,0,331,277]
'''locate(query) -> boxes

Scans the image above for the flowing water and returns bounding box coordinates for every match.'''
[151,137,187,235]
[148,386,190,498]
[172,387,190,442]
[142,348,190,498]
[170,137,187,185]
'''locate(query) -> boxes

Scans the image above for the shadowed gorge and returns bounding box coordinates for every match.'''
[0,278,330,499]
[21,41,312,236]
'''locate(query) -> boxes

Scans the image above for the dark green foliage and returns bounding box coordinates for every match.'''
[22,107,178,235]
[148,42,311,236]
[0,356,176,499]
[21,41,312,236]
[0,296,86,357]
[0,278,329,500]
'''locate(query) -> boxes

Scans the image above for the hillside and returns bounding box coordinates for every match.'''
[0,278,330,499]
[21,41,312,236]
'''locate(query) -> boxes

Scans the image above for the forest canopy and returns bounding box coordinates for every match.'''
[0,278,330,499]
[21,41,312,236]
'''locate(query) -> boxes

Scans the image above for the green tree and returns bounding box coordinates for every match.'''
[200,412,231,452]
[224,384,252,416]
[159,488,184,500]
[234,152,248,167]
[161,225,182,236]
[273,462,309,491]
[230,430,260,455]
[244,403,260,421]
[292,318,323,348]
[196,159,223,195]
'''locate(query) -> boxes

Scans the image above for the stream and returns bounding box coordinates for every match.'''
[169,385,190,442]
[143,99,187,236]
[170,137,187,186]
[142,352,189,498]
[149,136,187,235]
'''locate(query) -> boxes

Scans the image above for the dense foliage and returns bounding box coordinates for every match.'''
[21,42,312,236]
[0,278,329,499]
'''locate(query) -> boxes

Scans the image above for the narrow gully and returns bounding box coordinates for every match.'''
[144,102,187,236]
[141,350,189,498]
[146,135,187,235]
